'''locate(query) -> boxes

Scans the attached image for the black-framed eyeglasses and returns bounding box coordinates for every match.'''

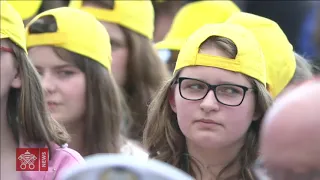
[252,158,320,180]
[176,77,255,106]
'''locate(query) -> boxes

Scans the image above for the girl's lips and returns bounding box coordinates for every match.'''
[195,119,222,126]
[47,102,60,109]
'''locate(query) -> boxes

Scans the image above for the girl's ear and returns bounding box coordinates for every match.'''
[11,67,21,89]
[168,88,177,113]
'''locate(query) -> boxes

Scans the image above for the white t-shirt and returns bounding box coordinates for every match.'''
[120,140,149,160]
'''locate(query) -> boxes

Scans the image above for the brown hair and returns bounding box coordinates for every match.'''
[5,38,69,156]
[83,0,170,141]
[28,15,123,155]
[143,36,272,179]
[288,52,314,85]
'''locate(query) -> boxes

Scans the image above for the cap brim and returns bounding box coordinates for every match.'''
[0,33,9,39]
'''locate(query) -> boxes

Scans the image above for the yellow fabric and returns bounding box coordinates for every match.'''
[26,7,112,71]
[226,12,296,98]
[7,0,42,20]
[175,23,266,86]
[156,1,240,50]
[0,1,27,53]
[69,0,154,40]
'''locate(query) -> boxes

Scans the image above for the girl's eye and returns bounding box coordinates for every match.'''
[218,86,241,94]
[58,71,74,77]
[36,70,43,76]
[188,84,206,89]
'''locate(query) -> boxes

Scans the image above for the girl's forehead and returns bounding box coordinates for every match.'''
[179,66,251,86]
[29,46,74,67]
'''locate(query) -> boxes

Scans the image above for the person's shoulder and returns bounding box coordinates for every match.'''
[20,143,85,180]
[52,143,85,164]
[51,144,85,179]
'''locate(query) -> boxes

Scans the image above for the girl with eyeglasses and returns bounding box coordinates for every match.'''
[143,23,273,180]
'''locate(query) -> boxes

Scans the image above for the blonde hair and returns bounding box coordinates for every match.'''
[143,36,273,179]
[5,38,69,156]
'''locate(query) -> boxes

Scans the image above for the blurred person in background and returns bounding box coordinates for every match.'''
[144,23,272,180]
[26,7,147,158]
[255,78,320,180]
[232,1,318,76]
[244,1,313,54]
[1,2,83,179]
[226,12,313,99]
[8,0,71,25]
[152,0,187,43]
[69,0,170,142]
[155,0,240,72]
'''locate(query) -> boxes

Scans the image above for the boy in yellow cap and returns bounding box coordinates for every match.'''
[155,0,240,71]
[69,0,169,142]
[143,23,272,179]
[226,12,313,98]
[1,2,84,179]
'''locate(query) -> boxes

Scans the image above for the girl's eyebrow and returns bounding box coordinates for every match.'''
[186,77,240,85]
[215,80,239,84]
[35,64,75,71]
[53,64,74,70]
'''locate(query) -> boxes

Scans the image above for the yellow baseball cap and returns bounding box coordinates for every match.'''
[175,23,266,86]
[156,1,240,50]
[0,1,27,53]
[26,7,112,71]
[7,0,42,20]
[69,0,154,40]
[226,12,296,98]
